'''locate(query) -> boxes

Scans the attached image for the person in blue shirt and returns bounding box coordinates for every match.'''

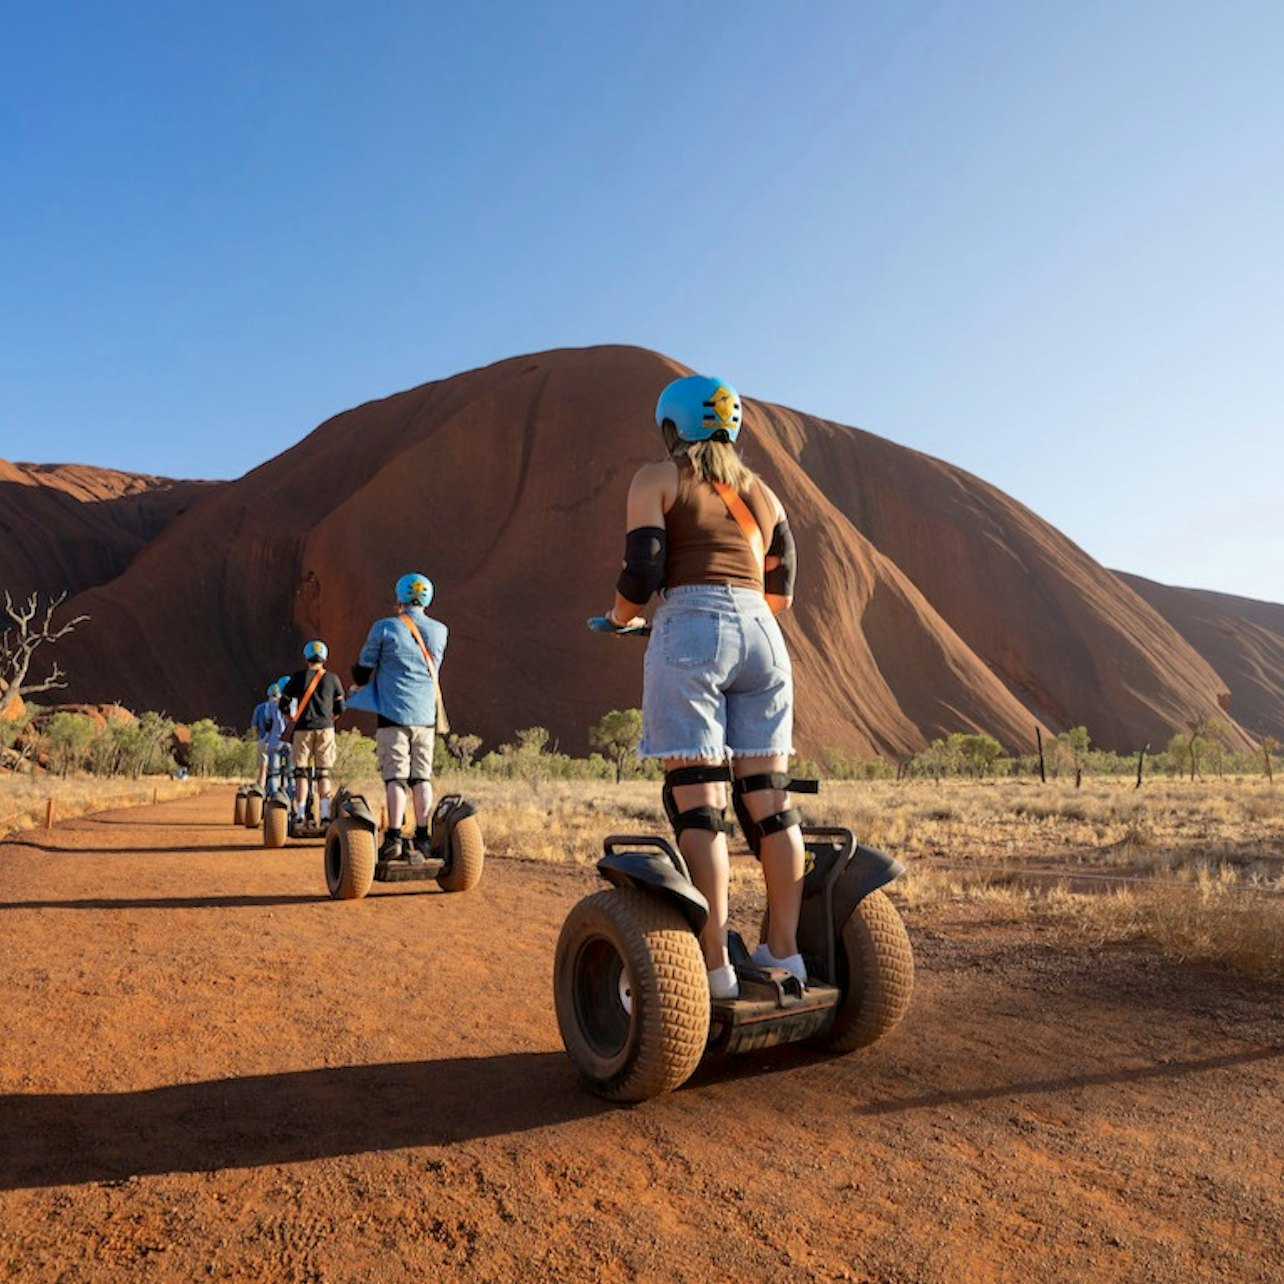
[349,572,448,865]
[249,683,288,792]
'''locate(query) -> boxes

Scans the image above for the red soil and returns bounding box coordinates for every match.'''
[1,788,1281,1281]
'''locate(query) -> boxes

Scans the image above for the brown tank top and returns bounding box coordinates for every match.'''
[665,457,777,590]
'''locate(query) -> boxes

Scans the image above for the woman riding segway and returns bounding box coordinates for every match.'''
[597,374,805,1000]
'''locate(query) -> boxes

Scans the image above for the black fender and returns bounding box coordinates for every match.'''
[430,794,478,861]
[831,842,905,926]
[597,839,709,936]
[336,790,377,833]
[265,789,291,811]
[797,828,905,986]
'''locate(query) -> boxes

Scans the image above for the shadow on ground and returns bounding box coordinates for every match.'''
[0,893,332,911]
[1,1052,609,1190]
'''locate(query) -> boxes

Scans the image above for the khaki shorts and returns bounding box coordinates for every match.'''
[376,725,434,783]
[291,728,336,770]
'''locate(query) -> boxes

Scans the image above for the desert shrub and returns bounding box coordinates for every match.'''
[334,728,378,779]
[44,712,97,775]
[215,731,258,778]
[589,708,643,783]
[185,719,255,777]
[477,726,613,783]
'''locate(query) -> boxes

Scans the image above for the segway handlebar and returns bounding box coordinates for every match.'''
[602,834,680,862]
[587,616,652,637]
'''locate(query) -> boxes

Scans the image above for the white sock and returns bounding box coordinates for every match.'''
[320,798,331,820]
[752,944,808,985]
[707,964,739,1000]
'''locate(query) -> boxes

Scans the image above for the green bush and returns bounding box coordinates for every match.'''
[44,713,97,775]
[334,728,378,780]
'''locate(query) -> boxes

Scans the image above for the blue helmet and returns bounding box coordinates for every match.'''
[277,674,291,693]
[266,682,281,698]
[655,375,742,444]
[303,640,328,663]
[396,572,434,607]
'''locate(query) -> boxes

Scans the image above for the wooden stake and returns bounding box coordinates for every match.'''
[44,797,54,829]
[1036,726,1046,783]
[152,785,158,805]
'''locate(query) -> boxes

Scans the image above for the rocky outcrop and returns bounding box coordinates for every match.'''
[39,346,1267,755]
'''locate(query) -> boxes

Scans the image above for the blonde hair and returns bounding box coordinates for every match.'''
[676,439,756,493]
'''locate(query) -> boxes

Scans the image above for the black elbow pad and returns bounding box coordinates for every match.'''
[765,519,797,599]
[352,663,373,686]
[616,525,667,604]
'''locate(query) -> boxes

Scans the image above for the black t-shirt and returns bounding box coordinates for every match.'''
[284,668,346,730]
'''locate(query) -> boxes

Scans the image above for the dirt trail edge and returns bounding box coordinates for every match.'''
[1,788,1281,1283]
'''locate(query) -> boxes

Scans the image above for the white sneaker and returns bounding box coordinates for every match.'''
[707,964,740,1000]
[751,944,807,985]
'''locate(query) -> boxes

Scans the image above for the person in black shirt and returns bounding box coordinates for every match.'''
[282,639,346,824]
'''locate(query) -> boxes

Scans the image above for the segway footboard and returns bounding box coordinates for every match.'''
[709,980,841,1055]
[375,855,445,882]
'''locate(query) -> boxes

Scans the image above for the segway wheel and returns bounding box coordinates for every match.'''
[243,793,263,829]
[554,888,709,1103]
[821,890,914,1053]
[324,816,376,900]
[233,792,247,826]
[263,805,288,849]
[436,814,485,893]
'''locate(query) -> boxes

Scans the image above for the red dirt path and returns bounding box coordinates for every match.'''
[1,788,1281,1282]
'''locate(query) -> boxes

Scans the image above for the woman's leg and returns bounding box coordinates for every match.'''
[665,756,731,972]
[733,753,804,960]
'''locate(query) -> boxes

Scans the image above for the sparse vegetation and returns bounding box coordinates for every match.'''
[376,772,1280,982]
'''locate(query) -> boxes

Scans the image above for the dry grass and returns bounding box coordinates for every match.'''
[0,775,206,838]
[420,773,1283,983]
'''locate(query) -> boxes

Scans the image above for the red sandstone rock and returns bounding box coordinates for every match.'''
[11,346,1276,756]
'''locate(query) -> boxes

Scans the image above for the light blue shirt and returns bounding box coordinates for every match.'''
[250,699,288,748]
[349,607,447,727]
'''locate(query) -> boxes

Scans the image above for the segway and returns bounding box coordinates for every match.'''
[262,765,325,848]
[242,785,264,829]
[233,785,249,826]
[554,817,914,1102]
[323,788,485,900]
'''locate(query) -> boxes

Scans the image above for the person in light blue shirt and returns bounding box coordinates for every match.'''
[249,683,288,791]
[349,572,448,864]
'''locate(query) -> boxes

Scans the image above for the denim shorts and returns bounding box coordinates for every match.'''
[639,585,794,760]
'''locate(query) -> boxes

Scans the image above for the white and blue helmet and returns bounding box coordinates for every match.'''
[396,572,434,607]
[303,640,328,663]
[655,375,742,444]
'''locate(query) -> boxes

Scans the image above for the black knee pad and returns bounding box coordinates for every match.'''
[662,763,732,841]
[383,776,411,788]
[407,776,428,788]
[315,767,332,781]
[732,771,819,856]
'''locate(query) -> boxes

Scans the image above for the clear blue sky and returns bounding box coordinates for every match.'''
[2,1,1280,601]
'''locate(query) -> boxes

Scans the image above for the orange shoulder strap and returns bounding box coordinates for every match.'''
[711,481,789,614]
[398,611,450,733]
[286,667,326,731]
[398,611,439,680]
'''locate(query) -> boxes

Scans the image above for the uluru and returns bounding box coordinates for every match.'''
[7,345,1278,757]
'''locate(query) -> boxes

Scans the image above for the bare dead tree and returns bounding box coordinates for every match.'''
[0,591,90,718]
